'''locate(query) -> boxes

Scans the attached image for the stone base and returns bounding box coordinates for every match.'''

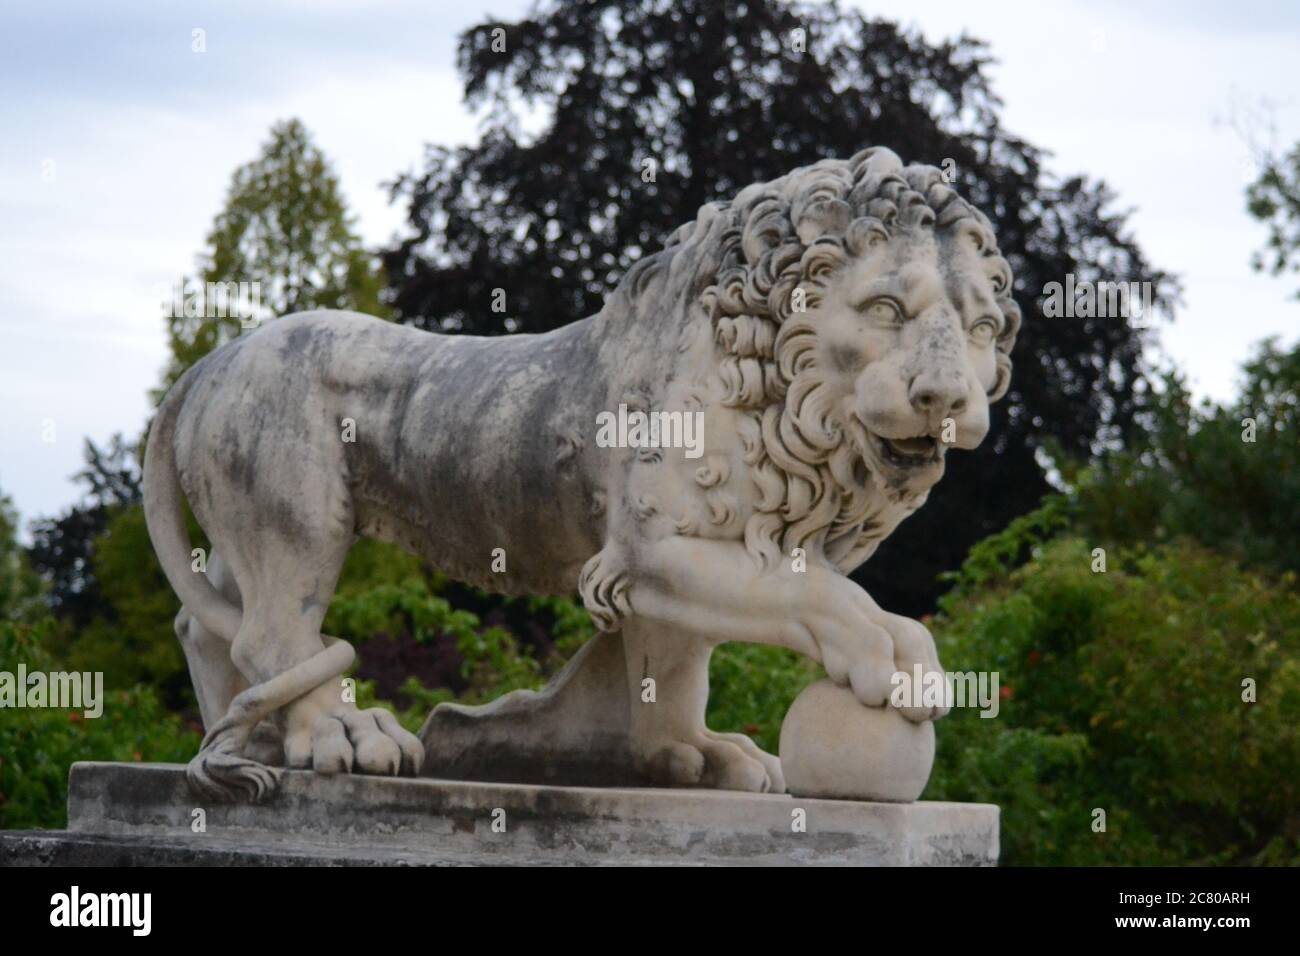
[1,762,998,866]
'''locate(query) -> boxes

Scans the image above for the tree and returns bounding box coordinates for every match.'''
[23,437,188,697]
[1246,139,1300,299]
[0,488,43,623]
[1075,336,1300,576]
[26,435,141,629]
[382,0,1176,614]
[158,118,388,395]
[919,335,1300,864]
[22,120,396,690]
[928,531,1300,866]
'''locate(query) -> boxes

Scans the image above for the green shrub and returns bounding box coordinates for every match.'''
[37,503,196,706]
[926,520,1300,866]
[0,618,199,829]
[707,644,822,754]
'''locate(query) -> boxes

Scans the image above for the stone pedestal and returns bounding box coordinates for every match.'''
[0,762,998,866]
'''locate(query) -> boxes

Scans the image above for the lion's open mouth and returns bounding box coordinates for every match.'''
[878,434,941,468]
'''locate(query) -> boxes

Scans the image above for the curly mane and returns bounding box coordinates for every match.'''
[615,147,1021,575]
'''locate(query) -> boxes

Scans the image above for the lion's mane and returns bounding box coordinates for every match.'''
[617,147,1022,575]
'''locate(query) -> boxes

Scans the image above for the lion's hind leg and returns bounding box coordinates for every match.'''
[186,464,422,798]
[219,531,423,781]
[175,550,285,770]
[186,639,355,801]
[621,619,785,793]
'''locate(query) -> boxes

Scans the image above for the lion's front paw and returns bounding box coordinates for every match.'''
[876,611,948,723]
[784,603,896,710]
[284,687,424,776]
[789,578,947,722]
[643,730,784,793]
[878,616,951,723]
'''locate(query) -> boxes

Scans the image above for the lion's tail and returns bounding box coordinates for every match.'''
[143,362,243,643]
[145,360,358,802]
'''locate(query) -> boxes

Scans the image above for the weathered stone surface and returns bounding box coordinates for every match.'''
[780,679,935,802]
[140,147,1022,806]
[5,762,999,866]
[0,831,460,867]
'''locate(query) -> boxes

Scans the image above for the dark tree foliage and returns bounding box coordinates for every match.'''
[383,0,1176,614]
[27,435,141,628]
[1246,138,1300,299]
[1078,336,1300,577]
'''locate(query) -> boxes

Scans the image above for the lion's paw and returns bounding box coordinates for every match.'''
[793,576,948,723]
[703,729,786,793]
[285,702,424,776]
[876,611,949,723]
[644,731,783,793]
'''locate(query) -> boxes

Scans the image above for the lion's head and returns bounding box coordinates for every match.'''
[639,147,1020,573]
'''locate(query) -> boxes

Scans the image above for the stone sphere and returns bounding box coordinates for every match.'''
[779,679,935,802]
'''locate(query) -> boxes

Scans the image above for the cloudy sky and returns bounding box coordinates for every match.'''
[1,0,1297,533]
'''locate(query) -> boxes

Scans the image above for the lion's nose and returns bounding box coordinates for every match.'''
[908,370,968,420]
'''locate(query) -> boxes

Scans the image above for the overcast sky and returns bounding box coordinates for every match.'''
[1,0,1297,534]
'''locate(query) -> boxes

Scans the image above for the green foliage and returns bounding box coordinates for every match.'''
[327,577,475,648]
[36,498,208,708]
[455,624,544,702]
[325,564,580,708]
[1246,139,1300,298]
[940,335,1300,852]
[0,492,42,623]
[0,618,199,830]
[706,644,822,754]
[938,494,1074,598]
[62,505,184,692]
[158,118,388,396]
[25,434,142,629]
[334,537,429,597]
[525,594,599,665]
[1075,337,1300,575]
[927,533,1300,866]
[3,481,199,829]
[354,677,453,735]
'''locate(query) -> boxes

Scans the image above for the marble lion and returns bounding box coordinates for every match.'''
[144,146,1020,800]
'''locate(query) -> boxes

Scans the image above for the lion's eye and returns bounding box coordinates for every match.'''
[863,299,904,329]
[968,317,1000,347]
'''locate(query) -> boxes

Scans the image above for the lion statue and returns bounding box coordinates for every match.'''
[144,146,1020,801]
